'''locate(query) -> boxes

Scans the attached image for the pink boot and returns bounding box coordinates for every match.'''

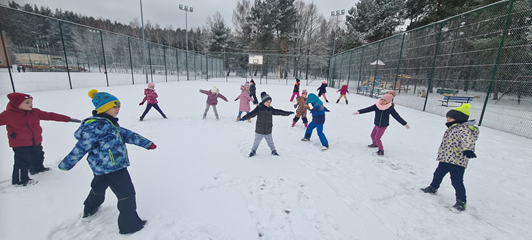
[304,123,308,128]
[291,121,296,127]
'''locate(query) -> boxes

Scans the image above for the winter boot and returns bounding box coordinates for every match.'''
[237,116,241,122]
[322,144,329,150]
[346,100,348,104]
[248,119,252,123]
[83,206,100,218]
[376,150,384,156]
[336,99,339,103]
[421,185,438,194]
[325,100,329,103]
[291,121,296,127]
[304,123,308,128]
[453,200,467,211]
[367,144,378,148]
[139,117,144,121]
[30,167,50,175]
[202,114,206,119]
[301,133,311,141]
[249,150,256,157]
[272,150,279,156]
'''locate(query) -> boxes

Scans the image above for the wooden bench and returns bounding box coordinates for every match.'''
[437,89,459,95]
[439,96,474,107]
[357,86,382,98]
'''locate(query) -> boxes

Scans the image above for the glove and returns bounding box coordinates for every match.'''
[289,111,294,115]
[240,118,246,121]
[294,104,297,108]
[149,143,157,150]
[69,118,81,123]
[139,102,144,106]
[234,99,238,101]
[463,150,476,158]
[404,124,410,129]
[353,111,360,115]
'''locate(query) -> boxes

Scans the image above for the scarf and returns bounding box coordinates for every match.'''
[375,99,392,111]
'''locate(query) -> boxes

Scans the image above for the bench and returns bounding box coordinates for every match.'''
[439,96,474,107]
[357,86,382,98]
[437,89,459,95]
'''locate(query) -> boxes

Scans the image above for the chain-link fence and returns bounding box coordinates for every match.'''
[329,0,532,139]
[0,6,224,93]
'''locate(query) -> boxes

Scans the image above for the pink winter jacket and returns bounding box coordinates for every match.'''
[200,89,228,105]
[235,85,254,112]
[141,88,158,104]
[337,85,349,95]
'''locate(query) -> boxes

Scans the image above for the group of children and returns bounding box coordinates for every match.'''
[0,79,480,236]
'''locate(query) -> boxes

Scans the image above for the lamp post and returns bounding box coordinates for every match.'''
[140,0,149,83]
[331,9,345,56]
[179,4,193,80]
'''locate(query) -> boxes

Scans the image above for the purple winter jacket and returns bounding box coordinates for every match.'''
[235,85,254,112]
[200,89,228,105]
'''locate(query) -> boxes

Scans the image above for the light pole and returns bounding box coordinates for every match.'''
[331,9,345,56]
[140,0,149,83]
[179,4,193,80]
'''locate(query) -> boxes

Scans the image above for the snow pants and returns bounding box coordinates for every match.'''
[430,162,467,202]
[290,92,300,102]
[140,103,166,119]
[83,168,144,234]
[252,133,276,152]
[12,144,45,183]
[304,122,328,146]
[203,104,219,119]
[370,126,388,151]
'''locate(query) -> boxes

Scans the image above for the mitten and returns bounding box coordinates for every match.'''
[240,118,246,121]
[289,111,294,115]
[463,150,476,158]
[353,111,360,115]
[149,143,157,150]
[404,124,410,129]
[69,118,81,123]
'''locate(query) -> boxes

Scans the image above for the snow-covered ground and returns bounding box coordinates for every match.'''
[0,75,531,240]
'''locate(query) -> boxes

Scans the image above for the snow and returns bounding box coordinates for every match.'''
[1,74,531,240]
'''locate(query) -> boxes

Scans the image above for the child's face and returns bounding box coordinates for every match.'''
[264,100,271,107]
[380,98,388,105]
[105,106,120,118]
[446,117,455,123]
[302,93,307,98]
[18,98,33,110]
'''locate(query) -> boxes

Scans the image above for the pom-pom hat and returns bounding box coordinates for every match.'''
[446,103,471,122]
[147,82,155,88]
[7,92,32,108]
[381,94,394,103]
[88,89,121,114]
[261,92,272,104]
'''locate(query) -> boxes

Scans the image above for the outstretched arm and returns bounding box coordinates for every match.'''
[241,106,260,120]
[120,127,154,149]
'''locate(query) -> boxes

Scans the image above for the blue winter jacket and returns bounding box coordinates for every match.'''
[59,117,153,175]
[310,104,329,124]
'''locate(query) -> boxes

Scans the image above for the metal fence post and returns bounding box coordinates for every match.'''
[176,49,179,81]
[163,47,167,82]
[479,0,514,126]
[127,37,134,84]
[357,46,366,88]
[347,50,354,86]
[393,33,406,91]
[0,26,16,92]
[148,42,153,82]
[370,41,383,98]
[58,21,72,89]
[99,30,109,87]
[423,23,444,111]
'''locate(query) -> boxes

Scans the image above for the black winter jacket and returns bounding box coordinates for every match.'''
[293,83,300,93]
[241,104,291,134]
[249,84,256,96]
[317,83,327,94]
[358,104,407,127]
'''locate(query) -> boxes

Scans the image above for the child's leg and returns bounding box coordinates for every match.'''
[374,126,388,151]
[449,164,467,202]
[341,95,348,101]
[304,122,317,139]
[238,111,243,118]
[212,105,219,119]
[370,126,378,145]
[12,146,31,184]
[296,92,300,98]
[293,116,300,123]
[203,104,211,118]
[322,93,328,101]
[152,104,166,118]
[107,168,144,234]
[140,104,153,119]
[429,162,451,189]
[290,92,297,101]
[252,94,258,104]
[302,117,308,127]
[29,144,46,174]
[83,174,109,215]
[264,134,276,152]
[252,133,265,151]
[316,124,328,146]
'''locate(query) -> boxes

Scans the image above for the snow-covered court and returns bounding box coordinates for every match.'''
[0,76,531,240]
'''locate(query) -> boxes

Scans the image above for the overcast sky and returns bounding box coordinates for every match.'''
[2,0,355,30]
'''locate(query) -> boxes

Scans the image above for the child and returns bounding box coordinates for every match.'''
[301,93,330,150]
[290,78,301,102]
[139,82,167,121]
[292,89,310,127]
[240,92,293,157]
[200,86,228,120]
[317,80,329,103]
[421,104,479,211]
[249,79,258,105]
[235,82,254,122]
[336,81,350,104]
[59,89,156,234]
[353,93,410,156]
[0,93,80,186]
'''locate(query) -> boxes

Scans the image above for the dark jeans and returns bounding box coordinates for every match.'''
[140,103,166,119]
[84,168,144,234]
[430,162,467,202]
[12,144,45,183]
[250,94,258,104]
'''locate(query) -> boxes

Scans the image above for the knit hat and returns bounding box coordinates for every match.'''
[211,86,219,94]
[7,92,32,108]
[244,81,250,89]
[302,89,308,95]
[321,80,327,84]
[381,93,394,103]
[88,89,120,114]
[260,92,272,104]
[147,82,155,88]
[307,93,322,106]
[446,103,471,122]
[342,81,347,85]
[296,78,300,82]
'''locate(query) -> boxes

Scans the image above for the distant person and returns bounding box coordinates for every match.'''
[139,82,167,121]
[336,81,350,104]
[200,86,228,120]
[301,93,330,150]
[292,89,310,127]
[317,80,329,103]
[235,82,253,122]
[21,65,26,72]
[17,65,21,73]
[249,79,258,105]
[290,78,300,102]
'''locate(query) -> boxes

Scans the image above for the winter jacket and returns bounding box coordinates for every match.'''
[236,85,254,112]
[358,104,407,127]
[0,104,70,148]
[200,89,228,105]
[437,121,479,168]
[309,104,329,125]
[337,85,349,95]
[59,115,153,175]
[293,82,300,93]
[249,84,256,96]
[317,83,327,95]
[294,96,310,118]
[141,88,158,104]
[241,104,291,134]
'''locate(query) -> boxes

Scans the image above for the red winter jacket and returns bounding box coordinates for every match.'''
[0,104,70,148]
[141,88,158,104]
[337,85,349,95]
